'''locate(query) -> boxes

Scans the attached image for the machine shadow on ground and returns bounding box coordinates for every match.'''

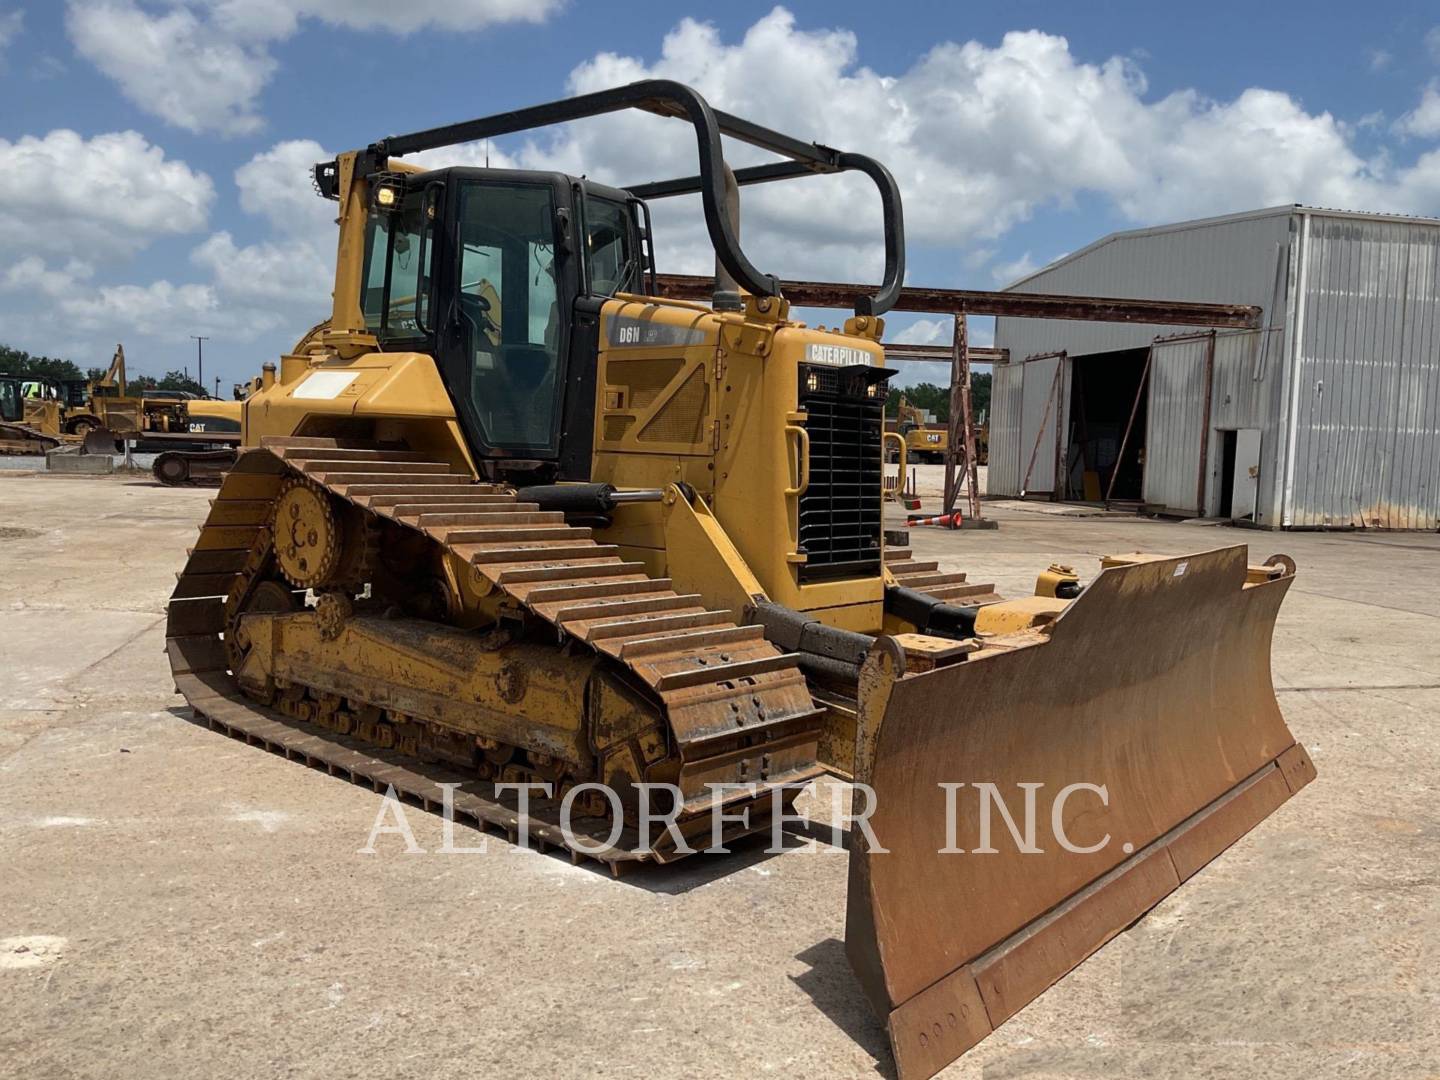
[792,937,894,1076]
[171,705,831,896]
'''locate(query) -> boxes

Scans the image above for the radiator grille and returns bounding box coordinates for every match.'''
[796,364,890,582]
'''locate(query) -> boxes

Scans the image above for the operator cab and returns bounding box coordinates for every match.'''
[0,376,21,422]
[316,80,903,484]
[354,167,650,477]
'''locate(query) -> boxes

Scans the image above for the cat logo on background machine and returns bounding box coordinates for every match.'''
[162,81,1312,1079]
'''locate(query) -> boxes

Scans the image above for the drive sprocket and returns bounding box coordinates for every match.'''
[273,477,342,588]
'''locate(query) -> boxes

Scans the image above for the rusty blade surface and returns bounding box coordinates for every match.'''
[845,546,1315,1080]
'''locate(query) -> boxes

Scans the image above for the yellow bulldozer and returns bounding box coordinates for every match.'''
[0,373,77,452]
[164,82,1313,1080]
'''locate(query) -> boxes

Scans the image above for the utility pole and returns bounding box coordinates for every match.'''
[190,335,209,393]
[214,375,221,399]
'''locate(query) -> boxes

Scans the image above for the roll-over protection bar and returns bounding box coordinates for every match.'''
[362,79,905,317]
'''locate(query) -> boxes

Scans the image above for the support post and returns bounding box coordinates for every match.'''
[958,316,982,524]
[1195,330,1217,516]
[943,315,962,515]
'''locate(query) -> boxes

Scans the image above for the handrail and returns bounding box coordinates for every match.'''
[360,80,905,317]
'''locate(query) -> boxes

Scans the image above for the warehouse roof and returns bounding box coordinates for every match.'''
[1003,203,1440,291]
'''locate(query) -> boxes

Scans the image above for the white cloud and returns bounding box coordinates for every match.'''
[475,8,1440,286]
[26,7,1440,383]
[1,254,274,344]
[66,0,563,135]
[60,279,225,337]
[293,0,558,34]
[0,129,213,259]
[1367,48,1392,72]
[0,137,329,355]
[0,256,95,298]
[1396,81,1440,139]
[0,9,22,57]
[234,139,335,236]
[991,252,1041,285]
[892,318,949,346]
[67,2,275,136]
[192,231,331,306]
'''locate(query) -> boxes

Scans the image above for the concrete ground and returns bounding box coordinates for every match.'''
[1,471,1436,1079]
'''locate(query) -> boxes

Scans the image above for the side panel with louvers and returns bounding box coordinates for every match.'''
[797,365,888,582]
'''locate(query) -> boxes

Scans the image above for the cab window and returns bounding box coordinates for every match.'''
[360,190,434,341]
[586,197,640,296]
[0,379,19,422]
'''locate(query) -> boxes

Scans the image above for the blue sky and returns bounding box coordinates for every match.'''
[4,1,1440,389]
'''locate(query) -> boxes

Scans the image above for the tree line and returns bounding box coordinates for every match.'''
[885,372,991,422]
[1,343,207,396]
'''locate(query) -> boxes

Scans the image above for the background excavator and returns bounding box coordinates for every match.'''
[889,393,947,463]
[81,345,245,479]
[164,81,1313,1080]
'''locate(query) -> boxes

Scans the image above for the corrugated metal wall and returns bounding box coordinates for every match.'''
[996,210,1294,359]
[1019,355,1068,493]
[1208,329,1282,521]
[992,206,1440,527]
[1143,337,1209,514]
[1210,330,1275,430]
[1284,214,1440,528]
[987,362,1024,495]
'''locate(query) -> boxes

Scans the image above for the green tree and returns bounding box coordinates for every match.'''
[885,373,992,423]
[971,371,992,420]
[156,370,206,395]
[0,344,85,382]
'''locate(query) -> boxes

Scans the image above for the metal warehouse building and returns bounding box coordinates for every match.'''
[989,206,1440,529]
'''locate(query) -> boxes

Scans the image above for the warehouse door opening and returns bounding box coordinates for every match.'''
[1062,347,1148,503]
[1219,427,1262,521]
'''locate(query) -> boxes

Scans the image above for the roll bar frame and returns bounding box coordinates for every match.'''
[364,79,905,317]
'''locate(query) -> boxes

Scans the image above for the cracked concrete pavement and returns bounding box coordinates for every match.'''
[1,471,1436,1079]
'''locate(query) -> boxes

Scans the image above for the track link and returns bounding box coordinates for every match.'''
[0,422,61,454]
[166,437,822,870]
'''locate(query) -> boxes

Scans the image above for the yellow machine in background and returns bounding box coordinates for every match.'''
[0,374,70,452]
[70,344,244,480]
[163,82,1312,1080]
[889,393,947,463]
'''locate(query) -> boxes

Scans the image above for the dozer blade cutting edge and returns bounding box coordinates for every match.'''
[845,546,1315,1080]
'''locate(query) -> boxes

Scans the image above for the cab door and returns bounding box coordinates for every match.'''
[437,174,579,462]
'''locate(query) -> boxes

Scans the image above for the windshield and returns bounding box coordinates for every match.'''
[456,181,561,450]
[586,197,640,296]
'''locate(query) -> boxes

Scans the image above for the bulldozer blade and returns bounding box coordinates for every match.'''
[82,428,122,455]
[845,546,1315,1080]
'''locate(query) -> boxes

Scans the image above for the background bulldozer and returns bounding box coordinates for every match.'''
[163,81,1313,1079]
